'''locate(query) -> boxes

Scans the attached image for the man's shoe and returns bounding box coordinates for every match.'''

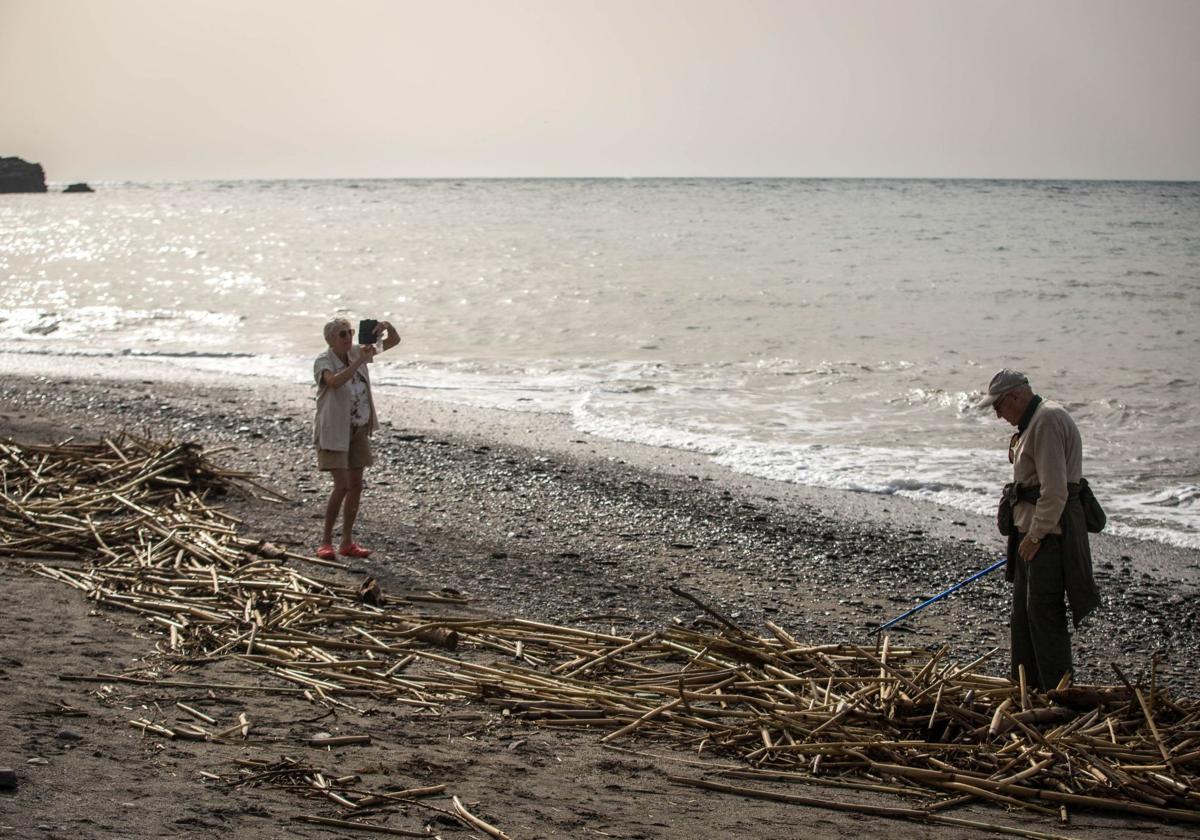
[339,542,372,558]
[316,544,336,560]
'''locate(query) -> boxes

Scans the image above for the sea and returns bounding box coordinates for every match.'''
[2,178,1198,548]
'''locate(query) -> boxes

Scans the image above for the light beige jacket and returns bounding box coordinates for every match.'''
[313,347,378,451]
[1011,399,1082,539]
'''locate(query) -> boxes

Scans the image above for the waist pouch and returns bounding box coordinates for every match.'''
[997,483,1017,536]
[1077,478,1107,533]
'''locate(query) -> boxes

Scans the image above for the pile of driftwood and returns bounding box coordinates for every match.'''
[3,435,1197,832]
[431,625,1199,823]
[0,434,274,562]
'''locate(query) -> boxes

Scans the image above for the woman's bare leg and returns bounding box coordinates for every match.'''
[339,468,365,548]
[322,468,351,545]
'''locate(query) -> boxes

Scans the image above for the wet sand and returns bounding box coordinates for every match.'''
[1,354,1197,839]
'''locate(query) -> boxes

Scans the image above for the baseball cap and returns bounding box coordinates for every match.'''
[977,368,1029,408]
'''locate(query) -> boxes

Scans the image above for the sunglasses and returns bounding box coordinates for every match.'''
[337,329,353,338]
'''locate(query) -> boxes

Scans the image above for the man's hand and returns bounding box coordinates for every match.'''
[1018,535,1041,562]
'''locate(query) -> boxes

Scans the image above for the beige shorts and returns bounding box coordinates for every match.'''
[317,425,374,470]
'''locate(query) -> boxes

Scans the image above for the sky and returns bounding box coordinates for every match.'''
[1,0,1198,181]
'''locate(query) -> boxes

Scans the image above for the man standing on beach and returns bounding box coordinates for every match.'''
[979,369,1100,691]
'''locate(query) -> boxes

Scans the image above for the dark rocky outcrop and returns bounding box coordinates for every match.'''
[64,182,94,193]
[0,157,48,193]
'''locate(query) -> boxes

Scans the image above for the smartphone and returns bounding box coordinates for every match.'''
[357,318,379,345]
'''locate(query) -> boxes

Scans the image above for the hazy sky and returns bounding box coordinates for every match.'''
[2,0,1198,181]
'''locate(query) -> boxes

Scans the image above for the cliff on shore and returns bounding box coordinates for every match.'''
[0,156,48,193]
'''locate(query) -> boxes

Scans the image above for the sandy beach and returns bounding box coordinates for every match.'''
[2,354,1198,839]
[6,0,1199,836]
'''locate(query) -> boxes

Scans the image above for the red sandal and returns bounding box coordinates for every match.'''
[316,544,336,560]
[339,542,372,558]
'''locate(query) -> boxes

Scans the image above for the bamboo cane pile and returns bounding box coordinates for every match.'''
[3,435,1198,828]
[0,433,276,563]
[420,623,1199,823]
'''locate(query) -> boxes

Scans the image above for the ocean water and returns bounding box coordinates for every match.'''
[2,178,1199,548]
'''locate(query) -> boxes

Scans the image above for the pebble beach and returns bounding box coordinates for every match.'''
[4,354,1198,683]
[2,354,1199,838]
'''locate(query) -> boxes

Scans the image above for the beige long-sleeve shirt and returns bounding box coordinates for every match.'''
[1011,399,1082,540]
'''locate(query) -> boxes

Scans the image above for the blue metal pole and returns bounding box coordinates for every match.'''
[871,557,1008,636]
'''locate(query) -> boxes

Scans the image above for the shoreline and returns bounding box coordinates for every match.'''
[2,348,1196,552]
[2,353,1197,686]
[2,351,1197,573]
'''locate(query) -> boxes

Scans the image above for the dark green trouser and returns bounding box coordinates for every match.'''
[1010,535,1073,691]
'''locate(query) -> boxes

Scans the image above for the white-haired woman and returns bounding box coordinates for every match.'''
[313,317,400,559]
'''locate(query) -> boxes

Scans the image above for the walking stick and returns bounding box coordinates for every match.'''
[870,557,1007,636]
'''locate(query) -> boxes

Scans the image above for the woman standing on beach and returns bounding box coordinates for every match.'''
[313,317,400,559]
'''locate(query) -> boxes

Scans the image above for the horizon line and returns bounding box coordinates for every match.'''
[39,174,1200,186]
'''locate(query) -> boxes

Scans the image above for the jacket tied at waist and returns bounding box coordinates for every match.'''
[1000,478,1107,535]
[997,478,1103,627]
